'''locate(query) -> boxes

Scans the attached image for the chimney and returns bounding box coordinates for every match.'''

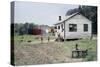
[59,16,61,21]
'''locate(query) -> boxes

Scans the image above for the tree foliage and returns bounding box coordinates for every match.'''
[13,22,38,35]
[66,8,79,15]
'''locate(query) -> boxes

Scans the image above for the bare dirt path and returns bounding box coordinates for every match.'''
[14,41,83,66]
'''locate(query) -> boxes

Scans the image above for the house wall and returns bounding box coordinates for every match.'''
[55,23,64,38]
[65,14,92,39]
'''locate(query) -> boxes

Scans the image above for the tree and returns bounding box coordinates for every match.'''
[19,26,26,35]
[23,22,29,34]
[14,23,19,34]
[66,8,79,16]
[28,23,36,34]
[14,22,37,35]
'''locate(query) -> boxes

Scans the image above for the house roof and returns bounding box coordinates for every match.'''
[54,12,81,25]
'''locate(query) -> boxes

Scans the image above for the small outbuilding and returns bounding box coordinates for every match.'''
[54,12,92,40]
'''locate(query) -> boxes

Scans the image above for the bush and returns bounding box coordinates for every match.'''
[33,28,43,35]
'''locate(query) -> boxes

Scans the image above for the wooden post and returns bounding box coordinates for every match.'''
[64,22,66,41]
[41,36,43,43]
[90,33,93,40]
[75,44,79,57]
[48,36,50,42]
[90,22,93,40]
[75,44,78,50]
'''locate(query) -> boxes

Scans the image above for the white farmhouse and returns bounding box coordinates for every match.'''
[54,12,92,40]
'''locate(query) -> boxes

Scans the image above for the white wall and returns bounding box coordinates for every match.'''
[65,14,92,39]
[55,23,64,38]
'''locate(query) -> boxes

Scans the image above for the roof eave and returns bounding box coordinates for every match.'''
[54,12,80,25]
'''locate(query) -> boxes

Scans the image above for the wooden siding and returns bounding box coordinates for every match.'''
[55,14,92,39]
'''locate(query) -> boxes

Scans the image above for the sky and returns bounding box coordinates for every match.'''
[14,1,79,26]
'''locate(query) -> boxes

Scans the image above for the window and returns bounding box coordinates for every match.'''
[69,24,77,32]
[84,24,88,32]
[58,26,60,29]
[55,26,57,29]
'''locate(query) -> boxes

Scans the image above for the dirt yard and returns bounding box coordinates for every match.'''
[13,35,97,66]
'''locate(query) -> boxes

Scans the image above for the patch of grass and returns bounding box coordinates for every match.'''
[84,51,97,61]
[14,35,40,41]
[13,35,97,65]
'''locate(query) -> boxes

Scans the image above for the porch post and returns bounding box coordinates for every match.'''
[64,22,66,41]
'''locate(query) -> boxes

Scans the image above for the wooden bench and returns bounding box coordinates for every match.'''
[72,49,88,58]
